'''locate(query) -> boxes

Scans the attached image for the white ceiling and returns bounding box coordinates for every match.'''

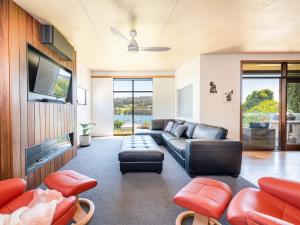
[14,0,300,71]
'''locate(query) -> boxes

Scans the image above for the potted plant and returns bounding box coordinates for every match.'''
[79,123,95,147]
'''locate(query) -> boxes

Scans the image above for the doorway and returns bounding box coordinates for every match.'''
[241,62,300,151]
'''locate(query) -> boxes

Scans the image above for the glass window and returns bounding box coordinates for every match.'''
[113,79,132,91]
[134,92,152,132]
[242,63,281,73]
[288,63,300,77]
[77,87,87,105]
[287,82,300,144]
[242,77,280,150]
[133,79,153,92]
[113,79,152,136]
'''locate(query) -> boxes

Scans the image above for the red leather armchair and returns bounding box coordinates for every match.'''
[0,178,77,225]
[227,177,300,225]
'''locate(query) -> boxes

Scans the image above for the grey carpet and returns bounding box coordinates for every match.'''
[55,137,256,225]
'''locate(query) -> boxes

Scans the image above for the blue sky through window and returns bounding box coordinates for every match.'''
[242,79,279,103]
[114,79,152,92]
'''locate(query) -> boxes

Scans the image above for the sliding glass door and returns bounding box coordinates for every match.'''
[241,62,300,151]
[113,79,153,136]
[242,63,281,150]
[286,63,300,149]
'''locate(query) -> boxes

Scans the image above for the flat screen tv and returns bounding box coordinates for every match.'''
[28,45,72,103]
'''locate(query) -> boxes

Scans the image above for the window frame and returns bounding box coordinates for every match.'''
[113,78,153,135]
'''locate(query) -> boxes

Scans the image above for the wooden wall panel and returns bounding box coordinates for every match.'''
[40,103,46,144]
[19,7,28,179]
[0,0,12,179]
[34,102,41,145]
[8,1,21,177]
[27,103,35,147]
[0,0,77,188]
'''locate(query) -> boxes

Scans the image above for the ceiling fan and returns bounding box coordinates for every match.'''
[110,27,171,53]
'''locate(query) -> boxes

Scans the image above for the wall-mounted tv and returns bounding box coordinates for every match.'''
[28,45,72,103]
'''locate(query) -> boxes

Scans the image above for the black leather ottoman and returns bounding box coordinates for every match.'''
[118,135,164,174]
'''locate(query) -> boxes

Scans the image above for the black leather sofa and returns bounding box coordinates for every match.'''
[135,119,242,177]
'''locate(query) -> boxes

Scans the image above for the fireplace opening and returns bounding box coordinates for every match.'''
[26,133,73,174]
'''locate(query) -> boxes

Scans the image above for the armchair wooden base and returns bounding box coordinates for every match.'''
[72,197,95,225]
[175,211,221,225]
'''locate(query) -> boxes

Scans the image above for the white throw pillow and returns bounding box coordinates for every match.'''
[164,121,174,132]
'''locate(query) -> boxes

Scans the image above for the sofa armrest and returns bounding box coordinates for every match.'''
[259,177,300,208]
[184,139,242,177]
[247,211,293,225]
[0,178,27,208]
[185,139,242,152]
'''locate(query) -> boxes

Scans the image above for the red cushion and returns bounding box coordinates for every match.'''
[259,177,300,209]
[174,178,232,219]
[44,170,97,197]
[0,190,35,213]
[227,188,300,225]
[247,211,294,225]
[52,196,77,225]
[0,178,26,208]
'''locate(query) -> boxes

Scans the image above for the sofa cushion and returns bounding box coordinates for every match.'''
[170,122,179,134]
[162,132,177,143]
[150,120,166,130]
[184,122,197,138]
[172,125,188,137]
[163,120,174,129]
[169,139,186,157]
[164,121,174,132]
[192,123,228,139]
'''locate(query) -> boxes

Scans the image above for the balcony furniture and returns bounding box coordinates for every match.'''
[243,128,276,150]
[174,178,232,225]
[243,122,276,150]
[44,170,98,225]
[118,135,164,174]
[227,177,300,225]
[0,178,76,225]
[135,119,242,177]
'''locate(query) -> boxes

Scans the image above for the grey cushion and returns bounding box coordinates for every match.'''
[163,120,174,129]
[183,122,197,138]
[170,122,178,134]
[172,125,188,137]
[164,121,174,132]
[169,139,186,157]
[150,120,166,130]
[192,123,228,139]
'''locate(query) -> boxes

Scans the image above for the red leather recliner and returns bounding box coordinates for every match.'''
[0,178,77,225]
[227,177,300,225]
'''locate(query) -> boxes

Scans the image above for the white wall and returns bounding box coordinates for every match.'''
[153,78,175,119]
[200,54,300,139]
[91,78,114,136]
[174,53,300,139]
[90,74,175,136]
[175,55,201,122]
[76,64,91,143]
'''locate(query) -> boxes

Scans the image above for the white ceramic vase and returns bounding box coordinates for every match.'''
[79,135,91,147]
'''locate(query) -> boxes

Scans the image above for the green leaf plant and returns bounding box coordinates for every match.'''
[79,123,95,136]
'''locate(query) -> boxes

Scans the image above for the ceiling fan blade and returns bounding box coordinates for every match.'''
[140,47,171,52]
[110,27,129,43]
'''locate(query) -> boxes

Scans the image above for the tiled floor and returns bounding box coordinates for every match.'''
[241,151,300,185]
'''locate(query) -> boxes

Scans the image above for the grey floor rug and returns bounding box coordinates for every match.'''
[54,137,255,225]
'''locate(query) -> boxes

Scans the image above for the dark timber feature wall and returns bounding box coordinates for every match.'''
[0,0,77,188]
